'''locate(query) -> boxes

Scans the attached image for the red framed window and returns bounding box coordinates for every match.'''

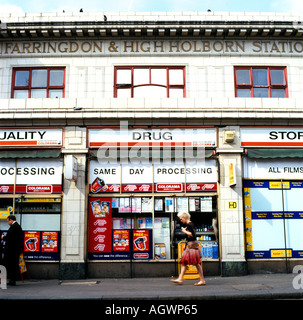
[114,66,186,98]
[234,67,288,98]
[12,67,66,98]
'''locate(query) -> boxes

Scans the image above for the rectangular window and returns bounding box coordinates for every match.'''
[12,67,65,98]
[234,67,288,98]
[114,66,186,98]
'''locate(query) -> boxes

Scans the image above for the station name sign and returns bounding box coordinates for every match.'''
[2,40,303,56]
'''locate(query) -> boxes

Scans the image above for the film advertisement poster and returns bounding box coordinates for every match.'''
[88,197,112,256]
[23,231,60,260]
[24,231,40,252]
[113,230,130,252]
[133,229,152,260]
[41,232,58,253]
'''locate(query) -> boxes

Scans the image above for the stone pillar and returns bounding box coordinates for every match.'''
[217,126,247,276]
[59,126,88,279]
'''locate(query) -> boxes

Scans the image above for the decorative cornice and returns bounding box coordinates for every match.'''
[0,19,302,39]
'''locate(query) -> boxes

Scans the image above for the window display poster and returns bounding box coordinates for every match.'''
[41,232,58,253]
[88,197,152,260]
[177,197,188,213]
[23,231,60,260]
[244,180,303,259]
[141,197,152,212]
[113,230,130,252]
[154,218,170,259]
[88,197,112,257]
[200,197,212,212]
[24,231,40,252]
[154,198,163,211]
[165,197,174,212]
[189,197,200,212]
[133,229,152,260]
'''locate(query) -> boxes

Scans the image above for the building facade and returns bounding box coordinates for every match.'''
[0,11,303,279]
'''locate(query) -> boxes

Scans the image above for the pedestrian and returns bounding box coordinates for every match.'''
[1,215,23,286]
[171,211,206,286]
[0,231,5,265]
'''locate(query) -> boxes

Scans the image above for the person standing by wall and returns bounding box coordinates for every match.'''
[1,215,23,286]
[171,211,206,286]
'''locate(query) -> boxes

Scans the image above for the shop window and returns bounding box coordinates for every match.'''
[12,67,65,98]
[165,196,218,260]
[114,66,186,98]
[15,198,61,260]
[244,180,303,261]
[234,67,288,98]
[0,198,61,261]
[88,195,218,261]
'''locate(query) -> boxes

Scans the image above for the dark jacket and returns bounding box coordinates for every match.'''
[4,221,23,258]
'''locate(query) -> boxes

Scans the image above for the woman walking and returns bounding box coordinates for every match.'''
[171,211,206,286]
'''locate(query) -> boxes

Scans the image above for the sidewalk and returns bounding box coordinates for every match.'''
[1,273,303,300]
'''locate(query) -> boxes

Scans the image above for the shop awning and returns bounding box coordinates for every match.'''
[0,149,61,159]
[247,149,303,159]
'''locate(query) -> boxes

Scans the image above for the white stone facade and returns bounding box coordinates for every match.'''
[0,11,302,278]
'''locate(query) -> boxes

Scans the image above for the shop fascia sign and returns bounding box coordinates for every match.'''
[243,158,303,179]
[0,128,63,147]
[240,127,303,147]
[0,159,63,193]
[89,160,217,193]
[88,127,217,148]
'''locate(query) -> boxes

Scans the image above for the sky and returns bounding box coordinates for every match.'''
[0,0,303,15]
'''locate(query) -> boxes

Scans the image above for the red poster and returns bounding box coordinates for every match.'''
[186,183,217,192]
[122,184,153,192]
[0,185,14,193]
[88,198,112,253]
[133,230,149,252]
[24,231,40,252]
[41,232,58,253]
[113,230,130,252]
[15,185,62,194]
[156,183,183,192]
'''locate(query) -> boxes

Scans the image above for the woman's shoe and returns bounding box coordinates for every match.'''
[170,279,183,285]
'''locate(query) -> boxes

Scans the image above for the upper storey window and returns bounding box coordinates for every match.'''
[114,66,186,98]
[12,67,65,98]
[234,67,288,98]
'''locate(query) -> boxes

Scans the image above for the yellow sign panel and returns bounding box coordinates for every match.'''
[244,188,253,251]
[270,249,292,258]
[269,181,290,190]
[228,162,236,186]
[20,198,61,203]
[0,206,13,219]
[228,201,238,209]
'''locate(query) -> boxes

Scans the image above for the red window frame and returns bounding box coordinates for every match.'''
[234,66,288,98]
[11,67,66,98]
[114,66,186,98]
